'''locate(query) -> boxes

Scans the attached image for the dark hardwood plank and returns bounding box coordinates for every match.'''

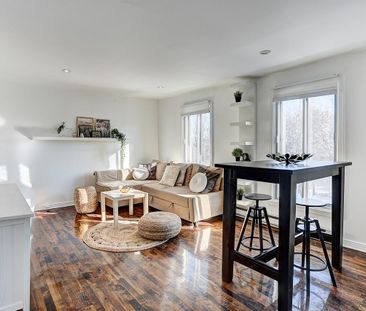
[30,205,366,310]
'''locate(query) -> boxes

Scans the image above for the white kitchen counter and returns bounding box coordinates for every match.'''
[0,183,33,311]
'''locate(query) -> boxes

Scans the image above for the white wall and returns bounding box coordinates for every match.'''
[158,85,240,164]
[256,49,366,252]
[0,79,159,211]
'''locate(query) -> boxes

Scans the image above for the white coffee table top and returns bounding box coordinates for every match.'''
[102,189,147,200]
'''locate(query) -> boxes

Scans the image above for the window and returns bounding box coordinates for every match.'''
[275,92,336,202]
[182,100,212,165]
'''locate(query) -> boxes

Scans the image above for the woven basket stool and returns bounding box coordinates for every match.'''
[138,212,181,241]
[74,186,97,214]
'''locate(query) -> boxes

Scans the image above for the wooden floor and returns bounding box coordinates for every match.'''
[30,205,366,311]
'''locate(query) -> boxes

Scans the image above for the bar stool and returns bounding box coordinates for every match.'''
[236,193,276,253]
[295,198,337,292]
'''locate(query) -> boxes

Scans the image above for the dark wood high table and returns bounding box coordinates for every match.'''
[215,160,352,311]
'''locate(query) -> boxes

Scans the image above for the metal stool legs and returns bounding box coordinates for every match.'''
[236,201,276,253]
[295,205,337,291]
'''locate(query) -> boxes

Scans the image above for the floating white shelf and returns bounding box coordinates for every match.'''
[31,136,118,142]
[230,121,255,127]
[15,126,118,143]
[230,101,253,108]
[230,141,254,146]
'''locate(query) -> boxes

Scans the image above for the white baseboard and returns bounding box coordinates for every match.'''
[35,200,74,211]
[0,301,23,311]
[344,239,366,253]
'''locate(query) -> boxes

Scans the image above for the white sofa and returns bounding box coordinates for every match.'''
[94,164,223,224]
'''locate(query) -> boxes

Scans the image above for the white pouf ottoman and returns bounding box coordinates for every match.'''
[138,212,182,241]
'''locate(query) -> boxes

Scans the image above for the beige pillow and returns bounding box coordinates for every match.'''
[156,161,169,180]
[160,165,181,187]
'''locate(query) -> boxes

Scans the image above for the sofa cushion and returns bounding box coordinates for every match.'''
[160,165,181,186]
[183,164,193,186]
[183,164,223,191]
[156,161,169,180]
[197,167,220,193]
[96,179,158,190]
[174,163,190,186]
[142,183,221,209]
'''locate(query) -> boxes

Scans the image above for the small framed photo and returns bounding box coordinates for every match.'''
[78,125,93,138]
[95,119,111,138]
[91,130,102,138]
[76,116,94,137]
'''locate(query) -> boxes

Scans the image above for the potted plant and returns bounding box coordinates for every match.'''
[234,90,243,102]
[111,128,127,159]
[237,187,244,200]
[232,148,243,161]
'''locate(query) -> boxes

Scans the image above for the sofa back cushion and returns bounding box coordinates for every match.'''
[182,164,223,191]
[159,165,181,187]
[156,161,169,180]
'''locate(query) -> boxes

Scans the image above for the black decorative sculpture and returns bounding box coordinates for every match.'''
[266,153,313,165]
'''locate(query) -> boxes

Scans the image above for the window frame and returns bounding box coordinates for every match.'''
[181,99,214,166]
[273,90,338,202]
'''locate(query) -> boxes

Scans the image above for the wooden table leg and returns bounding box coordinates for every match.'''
[101,193,106,222]
[278,174,297,311]
[129,197,133,216]
[113,199,119,229]
[332,167,345,270]
[222,168,237,282]
[143,193,149,215]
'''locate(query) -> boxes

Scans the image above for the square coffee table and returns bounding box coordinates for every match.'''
[100,189,149,229]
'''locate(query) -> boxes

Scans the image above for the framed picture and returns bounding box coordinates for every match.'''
[76,116,94,137]
[91,130,102,138]
[78,125,93,138]
[95,119,111,138]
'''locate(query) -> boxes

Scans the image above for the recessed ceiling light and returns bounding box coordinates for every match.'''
[259,49,271,55]
[157,86,165,89]
[62,68,71,73]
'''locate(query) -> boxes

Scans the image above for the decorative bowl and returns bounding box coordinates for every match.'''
[119,186,131,193]
[266,153,313,165]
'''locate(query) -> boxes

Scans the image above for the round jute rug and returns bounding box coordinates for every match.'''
[83,220,167,252]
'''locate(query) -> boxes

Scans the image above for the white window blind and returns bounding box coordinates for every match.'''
[273,75,339,102]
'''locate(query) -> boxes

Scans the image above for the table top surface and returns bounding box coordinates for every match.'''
[102,189,147,199]
[215,160,352,173]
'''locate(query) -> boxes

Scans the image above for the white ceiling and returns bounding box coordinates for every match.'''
[1,0,366,98]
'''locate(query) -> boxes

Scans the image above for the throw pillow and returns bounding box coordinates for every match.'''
[198,167,220,193]
[159,165,181,187]
[207,167,223,192]
[189,172,208,193]
[147,165,157,180]
[156,161,169,180]
[132,168,149,180]
[173,163,190,186]
[183,164,193,186]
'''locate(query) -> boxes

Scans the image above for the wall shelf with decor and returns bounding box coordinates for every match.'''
[230,101,254,108]
[14,126,118,143]
[230,121,255,127]
[230,79,257,160]
[230,79,258,212]
[230,141,254,146]
[30,136,118,142]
